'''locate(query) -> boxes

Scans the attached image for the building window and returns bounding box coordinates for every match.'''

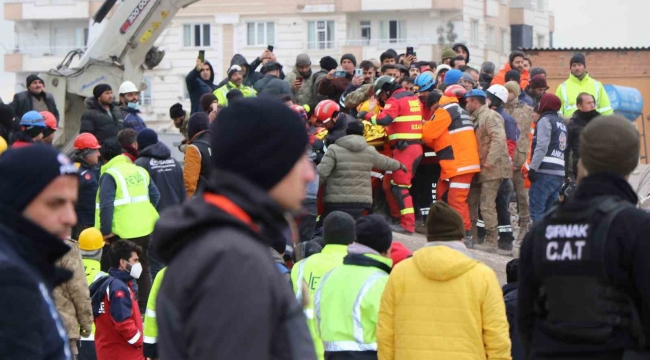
[308,20,335,50]
[549,31,554,48]
[500,0,508,4]
[74,28,88,48]
[247,22,275,47]
[140,76,152,106]
[501,29,508,53]
[537,34,545,47]
[183,24,211,47]
[380,20,406,43]
[360,21,371,45]
[470,19,479,45]
[487,26,495,49]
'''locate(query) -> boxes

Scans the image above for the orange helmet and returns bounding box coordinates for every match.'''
[443,84,467,99]
[73,133,101,150]
[40,111,57,130]
[314,100,340,124]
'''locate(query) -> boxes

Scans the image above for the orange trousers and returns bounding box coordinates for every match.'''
[437,173,475,231]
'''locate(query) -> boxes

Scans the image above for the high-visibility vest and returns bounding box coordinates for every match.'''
[557,74,613,117]
[144,267,166,355]
[81,258,107,342]
[95,155,159,239]
[213,82,257,107]
[314,253,391,352]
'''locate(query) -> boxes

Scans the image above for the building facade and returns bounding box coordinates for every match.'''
[4,0,553,126]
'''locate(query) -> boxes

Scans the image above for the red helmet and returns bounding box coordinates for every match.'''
[73,133,101,150]
[40,111,57,130]
[314,100,340,124]
[443,84,467,99]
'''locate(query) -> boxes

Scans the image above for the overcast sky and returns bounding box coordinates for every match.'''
[548,0,650,48]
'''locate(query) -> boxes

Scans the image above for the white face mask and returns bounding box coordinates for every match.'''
[126,262,142,279]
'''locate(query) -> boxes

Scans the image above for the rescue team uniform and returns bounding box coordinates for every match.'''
[73,161,100,240]
[79,258,107,360]
[556,73,613,117]
[422,96,480,232]
[291,244,350,360]
[367,88,424,232]
[143,267,166,359]
[314,251,392,360]
[412,97,441,223]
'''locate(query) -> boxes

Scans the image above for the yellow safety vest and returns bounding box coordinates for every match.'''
[557,73,613,117]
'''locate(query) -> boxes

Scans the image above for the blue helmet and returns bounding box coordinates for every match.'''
[414,72,435,92]
[20,111,46,127]
[465,89,486,99]
[443,69,463,85]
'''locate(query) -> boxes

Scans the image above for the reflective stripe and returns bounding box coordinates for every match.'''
[294,260,308,301]
[400,207,414,215]
[370,116,377,125]
[385,171,392,174]
[598,106,612,113]
[323,340,378,352]
[80,333,95,341]
[304,308,314,319]
[560,84,577,112]
[371,171,384,179]
[449,182,471,189]
[314,270,333,337]
[420,208,429,216]
[424,151,437,157]
[498,225,513,232]
[348,271,386,351]
[457,164,480,172]
[99,168,150,209]
[388,133,422,140]
[543,156,565,166]
[143,335,157,344]
[127,331,141,345]
[145,309,156,319]
[594,81,600,105]
[448,127,474,134]
[393,115,421,122]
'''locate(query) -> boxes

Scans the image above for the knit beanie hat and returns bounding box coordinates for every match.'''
[426,201,465,242]
[319,56,338,72]
[504,81,521,99]
[137,128,158,150]
[210,97,309,191]
[0,144,77,212]
[461,72,476,86]
[505,70,521,84]
[93,84,112,99]
[340,53,357,67]
[296,53,311,67]
[187,112,209,140]
[346,120,364,136]
[26,74,43,88]
[441,47,456,61]
[530,67,547,78]
[529,75,549,90]
[579,115,639,177]
[537,93,562,114]
[570,53,586,68]
[200,93,218,113]
[444,69,463,85]
[322,211,356,245]
[355,214,392,253]
[169,103,185,119]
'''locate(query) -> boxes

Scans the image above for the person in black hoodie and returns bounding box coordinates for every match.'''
[518,115,650,360]
[216,52,281,89]
[185,58,217,115]
[153,97,316,360]
[503,259,524,360]
[564,92,600,180]
[0,144,79,360]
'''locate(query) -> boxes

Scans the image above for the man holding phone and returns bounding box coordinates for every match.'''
[285,54,314,106]
[318,54,356,109]
[185,51,217,115]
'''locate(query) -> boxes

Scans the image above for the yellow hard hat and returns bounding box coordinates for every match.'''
[78,227,104,251]
[0,137,7,156]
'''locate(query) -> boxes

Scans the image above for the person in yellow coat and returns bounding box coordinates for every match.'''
[377,201,511,360]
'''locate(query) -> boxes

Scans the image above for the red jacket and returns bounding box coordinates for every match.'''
[367,88,423,146]
[90,269,144,360]
[11,140,32,148]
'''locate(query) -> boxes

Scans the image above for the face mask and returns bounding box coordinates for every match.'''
[127,102,139,110]
[126,262,142,279]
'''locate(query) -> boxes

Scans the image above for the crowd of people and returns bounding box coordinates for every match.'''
[0,43,647,360]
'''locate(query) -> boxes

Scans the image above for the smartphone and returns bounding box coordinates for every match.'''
[333,70,347,78]
[354,69,363,77]
[198,50,205,62]
[267,45,274,52]
[296,76,303,83]
[413,51,417,57]
[406,47,414,56]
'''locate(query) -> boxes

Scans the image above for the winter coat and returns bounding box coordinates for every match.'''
[183,130,211,198]
[135,141,186,212]
[565,110,598,178]
[285,67,316,106]
[518,173,650,359]
[471,105,512,182]
[216,54,264,88]
[318,73,353,104]
[344,83,373,110]
[152,170,317,360]
[503,98,535,168]
[491,62,530,90]
[254,74,292,98]
[0,206,73,360]
[503,283,524,360]
[11,90,60,123]
[310,69,330,110]
[75,162,100,226]
[119,107,147,132]
[186,61,217,115]
[377,242,511,360]
[479,73,493,90]
[318,134,401,206]
[79,97,125,145]
[53,239,93,340]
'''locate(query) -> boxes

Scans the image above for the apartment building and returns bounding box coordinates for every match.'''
[4,0,554,126]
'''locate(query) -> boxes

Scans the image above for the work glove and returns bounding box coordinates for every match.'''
[357,110,369,120]
[528,169,538,182]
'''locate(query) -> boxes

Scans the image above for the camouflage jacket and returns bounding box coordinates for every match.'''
[53,239,93,339]
[503,98,535,167]
[285,67,316,107]
[344,83,373,109]
[471,105,513,182]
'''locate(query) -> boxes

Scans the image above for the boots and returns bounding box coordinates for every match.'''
[474,231,498,253]
[497,238,513,257]
[464,230,474,249]
[390,224,414,235]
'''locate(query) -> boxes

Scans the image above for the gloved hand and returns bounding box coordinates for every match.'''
[528,169,538,182]
[357,110,369,120]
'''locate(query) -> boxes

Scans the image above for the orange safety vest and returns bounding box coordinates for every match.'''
[521,121,536,188]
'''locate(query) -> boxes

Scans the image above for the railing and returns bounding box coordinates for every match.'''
[9,46,86,57]
[5,0,97,4]
[343,38,438,47]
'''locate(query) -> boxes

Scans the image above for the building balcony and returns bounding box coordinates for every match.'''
[431,0,463,11]
[5,46,86,73]
[4,0,100,21]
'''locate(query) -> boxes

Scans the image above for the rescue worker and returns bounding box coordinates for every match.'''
[465,89,512,253]
[358,75,424,234]
[96,138,160,313]
[422,84,480,248]
[0,145,79,360]
[143,267,166,360]
[118,81,147,132]
[314,99,353,146]
[80,84,125,145]
[12,110,46,148]
[292,211,357,360]
[491,50,530,90]
[78,227,106,360]
[315,215,393,360]
[527,93,566,223]
[183,112,211,197]
[556,54,613,117]
[518,115,650,359]
[90,240,145,360]
[503,81,535,245]
[213,65,257,107]
[40,110,58,145]
[70,133,102,239]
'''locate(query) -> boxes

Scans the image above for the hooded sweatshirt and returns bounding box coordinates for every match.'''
[135,142,186,212]
[377,243,511,360]
[185,61,217,114]
[216,54,266,88]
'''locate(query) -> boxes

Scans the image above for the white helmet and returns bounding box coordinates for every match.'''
[486,84,509,104]
[118,81,139,95]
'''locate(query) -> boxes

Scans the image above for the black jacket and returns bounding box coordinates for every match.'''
[153,170,316,360]
[325,113,352,146]
[503,283,524,360]
[217,54,286,89]
[565,110,599,179]
[135,142,186,212]
[0,206,72,360]
[186,61,217,115]
[518,173,650,359]
[254,74,292,98]
[75,161,100,226]
[79,97,125,145]
[479,73,493,91]
[11,90,60,124]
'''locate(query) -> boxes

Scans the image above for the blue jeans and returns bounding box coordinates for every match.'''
[529,173,564,222]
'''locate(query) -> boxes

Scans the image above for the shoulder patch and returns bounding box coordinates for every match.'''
[115,290,125,298]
